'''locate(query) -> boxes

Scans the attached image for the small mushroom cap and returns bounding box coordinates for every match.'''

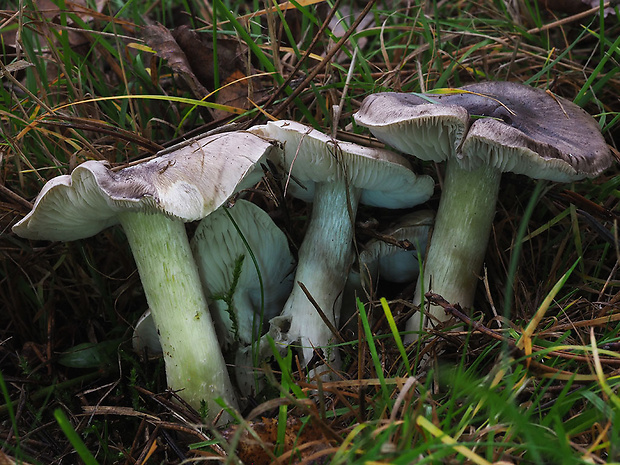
[249,120,434,208]
[354,82,612,182]
[13,131,276,241]
[132,310,163,359]
[191,199,295,347]
[360,210,434,283]
[353,93,470,162]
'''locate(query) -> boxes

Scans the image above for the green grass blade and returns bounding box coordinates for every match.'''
[54,408,99,465]
[357,298,390,404]
[502,180,546,323]
[379,297,412,376]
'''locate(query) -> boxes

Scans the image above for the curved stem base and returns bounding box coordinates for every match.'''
[281,181,359,369]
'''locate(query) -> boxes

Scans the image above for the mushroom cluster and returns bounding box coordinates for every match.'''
[354,81,612,339]
[249,120,434,370]
[12,80,611,420]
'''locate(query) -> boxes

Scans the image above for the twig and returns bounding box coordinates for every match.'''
[527,2,611,34]
[269,0,379,119]
[0,184,33,211]
[248,0,344,126]
[297,281,348,348]
[425,292,620,369]
[425,293,505,342]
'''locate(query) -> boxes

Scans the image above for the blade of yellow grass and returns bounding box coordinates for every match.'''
[126,42,155,53]
[416,416,492,465]
[425,88,517,115]
[519,209,570,244]
[175,71,276,128]
[457,366,506,440]
[590,328,620,410]
[527,344,620,360]
[331,423,367,462]
[18,69,275,144]
[586,328,620,458]
[143,439,159,462]
[380,298,412,376]
[259,44,324,62]
[248,98,279,121]
[516,259,580,352]
[15,95,247,145]
[55,69,276,120]
[539,372,598,381]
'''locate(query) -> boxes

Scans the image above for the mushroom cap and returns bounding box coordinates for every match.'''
[249,120,434,208]
[354,81,611,181]
[353,93,470,162]
[13,131,276,241]
[191,199,295,347]
[452,82,611,181]
[360,210,434,283]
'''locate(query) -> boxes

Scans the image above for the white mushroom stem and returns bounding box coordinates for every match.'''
[119,211,237,417]
[407,161,501,338]
[282,180,360,367]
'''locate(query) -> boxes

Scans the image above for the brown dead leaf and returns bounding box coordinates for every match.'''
[221,416,332,465]
[35,0,108,22]
[143,23,258,120]
[1,0,108,49]
[142,23,209,99]
[172,25,257,119]
[0,450,34,465]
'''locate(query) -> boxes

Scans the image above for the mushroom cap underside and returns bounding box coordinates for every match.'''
[250,120,434,209]
[354,93,470,162]
[359,210,434,283]
[191,199,295,346]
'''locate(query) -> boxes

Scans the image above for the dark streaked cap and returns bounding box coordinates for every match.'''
[450,82,612,181]
[354,81,612,181]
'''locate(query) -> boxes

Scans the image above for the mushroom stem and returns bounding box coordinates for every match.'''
[119,211,238,418]
[281,180,360,368]
[407,161,501,339]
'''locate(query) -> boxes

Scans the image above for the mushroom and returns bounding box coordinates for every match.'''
[191,198,295,349]
[357,210,434,287]
[133,199,296,399]
[12,131,278,419]
[249,120,434,369]
[354,82,612,338]
[342,210,434,329]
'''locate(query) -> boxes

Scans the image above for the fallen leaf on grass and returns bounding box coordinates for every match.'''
[143,23,258,121]
[142,23,209,99]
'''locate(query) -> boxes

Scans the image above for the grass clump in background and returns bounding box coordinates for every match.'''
[1,0,619,463]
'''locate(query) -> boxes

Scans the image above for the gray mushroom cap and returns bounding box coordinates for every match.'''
[354,93,469,162]
[13,131,276,241]
[354,81,612,181]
